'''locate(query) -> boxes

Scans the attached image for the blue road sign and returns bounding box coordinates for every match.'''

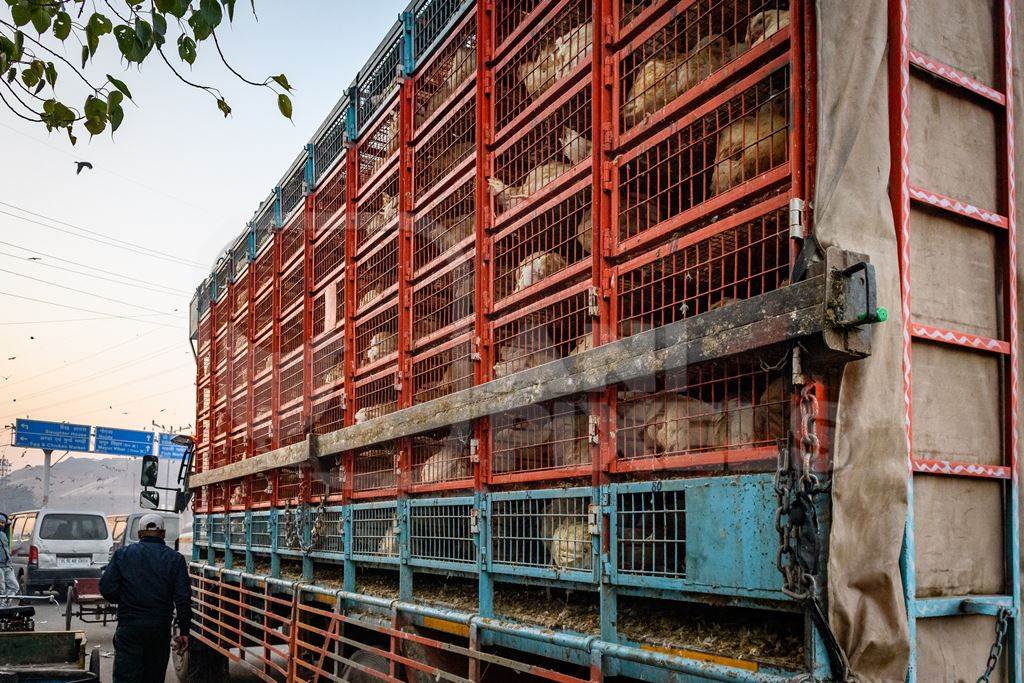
[94,426,154,457]
[158,433,189,461]
[13,419,91,452]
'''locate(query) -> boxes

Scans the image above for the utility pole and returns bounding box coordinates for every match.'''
[41,449,52,507]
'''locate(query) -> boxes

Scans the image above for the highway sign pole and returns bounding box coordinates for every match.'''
[41,449,51,507]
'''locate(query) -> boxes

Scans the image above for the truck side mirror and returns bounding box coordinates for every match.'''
[140,456,159,487]
[140,491,160,510]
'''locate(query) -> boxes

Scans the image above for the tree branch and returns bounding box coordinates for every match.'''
[0,19,104,93]
[211,30,269,88]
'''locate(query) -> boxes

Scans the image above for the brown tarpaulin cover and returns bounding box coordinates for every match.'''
[818,1,1022,680]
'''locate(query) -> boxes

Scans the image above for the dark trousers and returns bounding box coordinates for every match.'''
[113,621,172,683]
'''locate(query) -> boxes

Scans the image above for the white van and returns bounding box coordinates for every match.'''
[8,509,111,594]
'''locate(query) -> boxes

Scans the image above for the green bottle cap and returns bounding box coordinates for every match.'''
[875,307,888,322]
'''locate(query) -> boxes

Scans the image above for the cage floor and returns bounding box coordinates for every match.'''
[494,586,601,635]
[413,574,479,612]
[356,568,401,599]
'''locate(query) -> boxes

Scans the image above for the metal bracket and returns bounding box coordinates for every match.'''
[469,438,480,463]
[588,414,600,445]
[789,198,806,239]
[588,504,601,535]
[587,287,600,318]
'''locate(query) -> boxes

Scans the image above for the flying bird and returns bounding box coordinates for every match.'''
[7,357,15,361]
[27,257,41,261]
[74,161,93,175]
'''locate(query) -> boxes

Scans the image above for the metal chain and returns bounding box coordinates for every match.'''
[978,608,1010,683]
[282,498,326,556]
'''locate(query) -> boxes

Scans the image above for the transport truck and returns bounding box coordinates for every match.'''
[178,0,1022,680]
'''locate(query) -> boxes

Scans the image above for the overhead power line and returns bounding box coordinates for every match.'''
[0,203,206,269]
[0,291,180,328]
[0,239,192,295]
[0,314,172,325]
[0,248,189,297]
[0,268,178,316]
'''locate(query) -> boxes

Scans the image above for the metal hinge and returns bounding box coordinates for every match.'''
[789,198,806,240]
[394,371,404,392]
[602,61,614,88]
[471,336,483,362]
[602,162,614,193]
[588,414,600,445]
[588,504,601,535]
[587,286,600,318]
[339,395,347,412]
[469,438,480,463]
[470,508,480,534]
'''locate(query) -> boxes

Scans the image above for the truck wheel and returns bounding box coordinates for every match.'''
[186,639,228,683]
[65,586,74,631]
[88,645,102,678]
[17,572,33,597]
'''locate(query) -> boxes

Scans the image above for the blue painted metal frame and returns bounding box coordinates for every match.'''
[406,494,476,574]
[407,0,474,73]
[353,19,404,137]
[349,499,401,567]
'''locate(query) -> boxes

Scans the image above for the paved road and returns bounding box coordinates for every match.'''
[32,600,261,682]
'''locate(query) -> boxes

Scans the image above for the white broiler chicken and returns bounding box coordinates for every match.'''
[365,331,397,364]
[550,520,591,570]
[492,333,561,378]
[575,208,594,253]
[354,403,389,424]
[713,397,756,448]
[677,35,729,95]
[416,443,469,484]
[746,9,790,47]
[519,41,559,100]
[711,101,788,195]
[514,251,568,292]
[488,160,572,214]
[377,522,398,556]
[551,21,593,82]
[550,411,590,467]
[560,126,593,166]
[754,376,788,442]
[358,284,382,311]
[569,334,593,356]
[366,193,398,237]
[639,394,717,454]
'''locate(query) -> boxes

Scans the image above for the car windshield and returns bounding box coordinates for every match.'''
[38,514,107,540]
[128,516,180,542]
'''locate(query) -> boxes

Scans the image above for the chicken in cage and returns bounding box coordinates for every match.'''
[358,283,383,310]
[540,498,591,571]
[323,362,344,384]
[488,160,571,213]
[493,332,561,378]
[377,518,399,557]
[419,208,475,257]
[550,410,590,467]
[229,483,245,507]
[365,331,397,364]
[517,20,593,102]
[559,126,592,166]
[412,435,469,484]
[711,99,788,195]
[492,405,553,474]
[622,34,729,128]
[620,393,718,457]
[354,402,390,424]
[746,8,790,46]
[514,251,568,292]
[364,192,398,238]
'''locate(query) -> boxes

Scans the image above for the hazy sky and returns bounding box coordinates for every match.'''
[0,2,401,471]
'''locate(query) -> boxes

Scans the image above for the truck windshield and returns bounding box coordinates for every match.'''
[128,516,180,542]
[38,514,107,540]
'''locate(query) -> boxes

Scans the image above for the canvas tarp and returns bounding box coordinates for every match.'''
[817,1,1022,680]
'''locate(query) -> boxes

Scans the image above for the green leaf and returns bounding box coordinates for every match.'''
[29,7,52,34]
[170,0,190,19]
[5,67,16,84]
[20,63,40,88]
[81,45,90,69]
[13,31,23,62]
[52,11,71,40]
[86,14,112,54]
[10,4,31,27]
[271,73,292,92]
[222,0,237,21]
[107,75,133,100]
[113,24,151,63]
[216,97,231,117]
[84,116,106,136]
[109,104,124,132]
[177,35,196,65]
[153,12,168,39]
[107,90,123,112]
[84,95,107,120]
[66,127,77,146]
[277,93,292,120]
[135,18,153,46]
[199,0,223,29]
[154,0,177,12]
[187,11,212,41]
[44,62,56,87]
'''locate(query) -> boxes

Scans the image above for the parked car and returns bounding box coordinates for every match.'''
[9,509,111,595]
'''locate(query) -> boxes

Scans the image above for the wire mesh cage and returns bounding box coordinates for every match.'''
[229,428,248,465]
[618,0,790,134]
[252,417,273,458]
[355,233,399,315]
[614,354,789,471]
[230,386,248,435]
[249,472,274,508]
[210,514,226,545]
[356,23,403,134]
[279,213,306,273]
[616,197,790,332]
[194,513,209,544]
[413,0,471,64]
[354,303,399,371]
[409,496,476,567]
[311,507,345,556]
[277,465,305,504]
[311,329,345,396]
[491,282,593,378]
[358,101,400,187]
[252,331,273,381]
[229,513,246,549]
[351,502,400,561]
[411,334,475,404]
[615,66,790,252]
[279,355,304,409]
[413,177,475,274]
[311,280,344,340]
[411,255,474,345]
[491,84,592,225]
[253,198,277,244]
[253,288,274,341]
[613,484,686,580]
[413,96,475,202]
[352,444,399,496]
[252,245,274,296]
[279,407,306,450]
[280,153,308,220]
[309,455,346,501]
[492,0,592,135]
[197,383,211,421]
[490,394,591,481]
[492,180,591,305]
[233,272,250,319]
[213,404,230,444]
[211,436,229,470]
[210,485,227,514]
[313,96,349,184]
[197,283,211,326]
[213,362,228,408]
[356,170,400,253]
[280,308,304,365]
[353,368,399,424]
[250,511,272,550]
[409,424,474,490]
[489,487,595,578]
[214,258,233,305]
[311,389,346,436]
[253,370,273,426]
[314,162,348,239]
[414,11,476,132]
[312,227,345,292]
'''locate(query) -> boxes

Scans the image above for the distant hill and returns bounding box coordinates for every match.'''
[1,457,192,531]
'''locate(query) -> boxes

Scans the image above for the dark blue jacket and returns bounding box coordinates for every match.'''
[99,536,191,634]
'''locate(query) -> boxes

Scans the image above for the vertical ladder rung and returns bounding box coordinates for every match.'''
[910,322,1010,355]
[911,457,1011,480]
[908,50,1006,106]
[909,185,1008,229]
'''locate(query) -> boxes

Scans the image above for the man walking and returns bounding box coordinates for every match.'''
[100,513,191,682]
[0,514,18,606]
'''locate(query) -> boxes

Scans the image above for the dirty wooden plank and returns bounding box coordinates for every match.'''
[192,277,827,488]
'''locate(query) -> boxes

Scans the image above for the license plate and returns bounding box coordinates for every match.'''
[57,556,89,567]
